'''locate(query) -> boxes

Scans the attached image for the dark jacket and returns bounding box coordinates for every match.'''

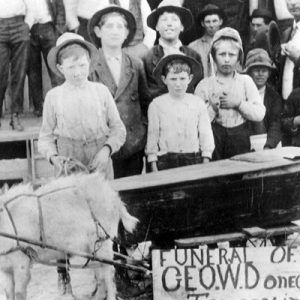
[142,44,203,100]
[91,50,151,160]
[249,84,282,149]
[48,0,66,34]
[281,87,300,147]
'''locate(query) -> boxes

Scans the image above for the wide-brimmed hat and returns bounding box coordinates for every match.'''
[250,8,274,22]
[197,4,226,24]
[47,32,99,78]
[147,0,194,32]
[211,27,243,63]
[88,5,136,48]
[153,53,203,87]
[244,48,276,72]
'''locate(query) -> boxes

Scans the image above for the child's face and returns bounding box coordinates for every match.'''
[286,0,300,20]
[57,53,90,86]
[94,14,129,48]
[201,14,223,37]
[214,40,239,76]
[249,66,270,89]
[162,69,192,98]
[156,12,184,42]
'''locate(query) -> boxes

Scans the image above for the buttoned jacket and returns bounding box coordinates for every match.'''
[91,49,151,160]
[142,44,203,100]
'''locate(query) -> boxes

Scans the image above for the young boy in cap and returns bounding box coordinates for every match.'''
[246,48,282,149]
[146,54,214,171]
[195,27,265,160]
[189,4,225,78]
[143,0,203,100]
[38,32,126,296]
[88,5,150,178]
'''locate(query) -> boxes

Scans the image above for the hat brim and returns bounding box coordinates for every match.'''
[244,62,276,73]
[47,39,100,78]
[198,8,226,24]
[147,6,194,31]
[88,6,137,48]
[153,54,203,88]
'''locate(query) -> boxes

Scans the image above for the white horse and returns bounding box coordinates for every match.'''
[0,172,138,300]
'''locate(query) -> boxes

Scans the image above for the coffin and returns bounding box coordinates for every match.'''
[111,147,300,245]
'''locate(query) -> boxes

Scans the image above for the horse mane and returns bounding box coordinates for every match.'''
[0,182,34,204]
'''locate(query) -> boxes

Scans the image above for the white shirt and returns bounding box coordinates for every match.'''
[158,38,183,56]
[146,93,215,162]
[32,0,52,25]
[0,0,35,28]
[63,0,156,48]
[282,21,300,99]
[38,81,126,161]
[103,52,122,86]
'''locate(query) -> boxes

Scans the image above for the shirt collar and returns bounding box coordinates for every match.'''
[159,38,182,55]
[103,50,122,62]
[258,85,266,95]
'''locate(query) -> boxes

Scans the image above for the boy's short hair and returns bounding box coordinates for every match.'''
[97,11,128,29]
[57,43,90,65]
[162,58,191,77]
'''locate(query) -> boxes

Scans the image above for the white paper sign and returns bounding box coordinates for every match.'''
[152,247,300,300]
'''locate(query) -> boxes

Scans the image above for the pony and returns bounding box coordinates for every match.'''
[0,172,138,300]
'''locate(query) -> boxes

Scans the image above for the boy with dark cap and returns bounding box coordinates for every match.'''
[245,48,282,149]
[189,4,226,77]
[143,0,203,100]
[88,5,150,178]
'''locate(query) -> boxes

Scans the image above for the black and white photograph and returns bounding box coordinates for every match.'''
[0,0,300,299]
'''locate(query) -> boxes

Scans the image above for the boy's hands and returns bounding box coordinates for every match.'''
[89,146,111,173]
[293,116,300,127]
[219,92,241,109]
[202,157,210,164]
[150,161,158,172]
[50,155,68,170]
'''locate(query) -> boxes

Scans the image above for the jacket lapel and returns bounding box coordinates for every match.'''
[114,53,134,100]
[95,49,118,97]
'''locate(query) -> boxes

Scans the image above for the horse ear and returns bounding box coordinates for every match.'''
[1,183,9,194]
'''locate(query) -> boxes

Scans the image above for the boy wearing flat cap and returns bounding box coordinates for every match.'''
[143,0,203,100]
[146,54,214,172]
[195,27,265,161]
[88,5,151,178]
[246,48,282,149]
[189,4,226,78]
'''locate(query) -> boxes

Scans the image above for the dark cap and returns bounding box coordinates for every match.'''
[250,8,274,22]
[198,4,226,24]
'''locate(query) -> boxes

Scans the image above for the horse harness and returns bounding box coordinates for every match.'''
[0,185,115,264]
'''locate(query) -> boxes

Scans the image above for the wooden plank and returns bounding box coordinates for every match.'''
[0,159,29,180]
[111,147,300,192]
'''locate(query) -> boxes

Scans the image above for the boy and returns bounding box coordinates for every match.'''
[245,48,282,149]
[146,54,214,171]
[38,32,126,296]
[195,27,265,160]
[189,4,226,78]
[143,0,203,100]
[88,5,150,178]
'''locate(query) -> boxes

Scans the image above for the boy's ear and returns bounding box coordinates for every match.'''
[94,26,102,38]
[201,21,205,27]
[161,75,167,85]
[56,63,64,75]
[219,18,223,26]
[188,74,194,84]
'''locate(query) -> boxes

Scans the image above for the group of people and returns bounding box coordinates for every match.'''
[0,0,297,296]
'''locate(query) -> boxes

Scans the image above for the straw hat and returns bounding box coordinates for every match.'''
[153,53,203,87]
[147,0,194,31]
[88,5,136,48]
[47,32,99,78]
[244,48,276,72]
[197,4,226,24]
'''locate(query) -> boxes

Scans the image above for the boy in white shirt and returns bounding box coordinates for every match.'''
[146,54,214,171]
[38,32,126,296]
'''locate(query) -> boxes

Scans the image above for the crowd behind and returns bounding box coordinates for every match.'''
[1,0,300,179]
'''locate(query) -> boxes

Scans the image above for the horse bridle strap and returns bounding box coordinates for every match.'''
[3,203,19,246]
